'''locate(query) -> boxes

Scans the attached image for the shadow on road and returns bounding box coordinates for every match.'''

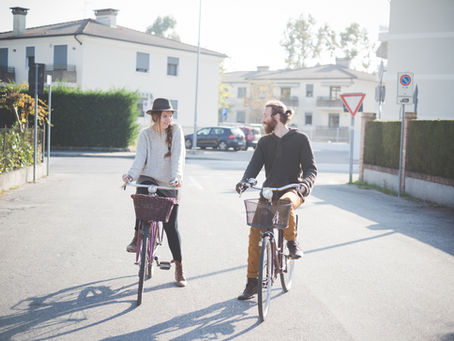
[0,276,137,341]
[311,183,454,256]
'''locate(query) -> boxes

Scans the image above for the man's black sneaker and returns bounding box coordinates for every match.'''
[237,278,258,300]
[287,240,303,259]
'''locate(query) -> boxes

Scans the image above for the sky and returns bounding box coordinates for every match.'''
[1,0,390,72]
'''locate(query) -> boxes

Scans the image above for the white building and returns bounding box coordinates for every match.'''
[0,7,226,132]
[223,60,377,143]
[378,0,454,120]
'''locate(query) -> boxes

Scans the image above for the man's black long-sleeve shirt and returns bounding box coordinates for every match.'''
[241,129,317,199]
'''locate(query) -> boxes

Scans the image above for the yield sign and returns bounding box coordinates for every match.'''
[340,93,366,116]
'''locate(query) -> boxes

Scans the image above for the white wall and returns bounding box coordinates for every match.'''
[380,0,454,120]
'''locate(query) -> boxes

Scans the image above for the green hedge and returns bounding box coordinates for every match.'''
[364,121,401,169]
[407,120,454,179]
[48,86,139,148]
[0,124,33,174]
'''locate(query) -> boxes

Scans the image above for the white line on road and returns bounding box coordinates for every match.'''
[187,176,204,190]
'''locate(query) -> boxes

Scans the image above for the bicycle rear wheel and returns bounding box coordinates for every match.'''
[137,223,149,306]
[280,241,295,292]
[258,235,273,322]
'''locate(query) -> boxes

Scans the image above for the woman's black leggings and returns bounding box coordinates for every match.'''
[134,177,182,262]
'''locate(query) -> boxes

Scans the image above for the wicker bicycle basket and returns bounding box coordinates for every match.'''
[131,194,177,223]
[244,198,292,229]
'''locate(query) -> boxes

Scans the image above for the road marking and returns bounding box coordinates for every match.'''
[187,176,204,190]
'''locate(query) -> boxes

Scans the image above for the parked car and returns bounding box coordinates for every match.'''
[185,126,245,151]
[239,126,262,150]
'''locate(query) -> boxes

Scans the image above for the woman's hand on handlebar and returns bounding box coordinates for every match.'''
[122,174,133,183]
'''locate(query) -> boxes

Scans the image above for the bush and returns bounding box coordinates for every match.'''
[0,124,33,174]
[407,120,454,180]
[47,86,139,148]
[364,121,401,169]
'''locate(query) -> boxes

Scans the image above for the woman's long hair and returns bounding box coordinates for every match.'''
[150,111,173,158]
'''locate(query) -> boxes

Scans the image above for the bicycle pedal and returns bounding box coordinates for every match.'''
[159,261,171,270]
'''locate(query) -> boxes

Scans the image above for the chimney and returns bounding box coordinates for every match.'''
[94,8,119,27]
[10,7,29,35]
[335,57,351,68]
[257,66,270,72]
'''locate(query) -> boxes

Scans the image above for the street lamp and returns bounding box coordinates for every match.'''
[192,0,202,154]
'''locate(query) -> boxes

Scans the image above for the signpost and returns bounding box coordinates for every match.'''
[220,107,228,121]
[46,75,52,176]
[28,57,45,183]
[396,72,414,197]
[340,93,366,183]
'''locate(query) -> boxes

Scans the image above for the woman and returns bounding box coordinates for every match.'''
[122,98,186,287]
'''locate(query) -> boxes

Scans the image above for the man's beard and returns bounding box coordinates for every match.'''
[263,117,277,134]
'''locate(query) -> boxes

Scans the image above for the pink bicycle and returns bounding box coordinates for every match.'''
[123,182,179,305]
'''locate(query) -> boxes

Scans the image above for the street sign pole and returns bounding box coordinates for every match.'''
[398,103,405,198]
[396,71,414,198]
[47,75,52,176]
[349,115,355,183]
[33,64,38,183]
[340,93,366,184]
[192,0,202,154]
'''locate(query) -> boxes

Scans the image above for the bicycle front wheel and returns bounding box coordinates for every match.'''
[258,235,273,322]
[280,241,295,292]
[137,223,149,306]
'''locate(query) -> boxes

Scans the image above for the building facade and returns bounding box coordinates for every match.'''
[223,61,378,142]
[0,7,226,132]
[378,0,454,120]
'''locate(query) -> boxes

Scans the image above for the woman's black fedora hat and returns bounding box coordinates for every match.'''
[146,98,175,114]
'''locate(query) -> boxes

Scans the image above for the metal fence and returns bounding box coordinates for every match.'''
[299,126,350,142]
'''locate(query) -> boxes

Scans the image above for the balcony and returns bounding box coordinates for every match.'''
[280,96,299,107]
[0,66,15,83]
[45,64,77,83]
[316,96,343,108]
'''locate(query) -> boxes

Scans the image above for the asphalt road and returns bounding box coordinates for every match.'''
[0,147,453,340]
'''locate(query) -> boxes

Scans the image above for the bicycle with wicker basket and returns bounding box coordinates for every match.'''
[239,178,301,321]
[123,182,179,306]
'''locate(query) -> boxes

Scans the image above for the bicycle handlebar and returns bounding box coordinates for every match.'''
[122,181,180,193]
[239,178,301,201]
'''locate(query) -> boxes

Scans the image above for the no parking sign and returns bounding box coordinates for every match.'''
[397,72,414,104]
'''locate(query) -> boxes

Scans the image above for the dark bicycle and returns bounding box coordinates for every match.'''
[240,179,300,321]
[123,182,179,306]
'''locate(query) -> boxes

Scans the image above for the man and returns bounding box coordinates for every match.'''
[235,99,317,300]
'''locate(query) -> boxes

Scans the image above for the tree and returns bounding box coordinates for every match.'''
[339,23,374,70]
[0,82,48,131]
[145,16,180,41]
[281,14,375,71]
[281,14,317,68]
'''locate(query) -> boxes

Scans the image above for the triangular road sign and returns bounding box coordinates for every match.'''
[340,93,366,116]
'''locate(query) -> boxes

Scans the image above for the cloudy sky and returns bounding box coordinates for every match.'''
[1,0,390,71]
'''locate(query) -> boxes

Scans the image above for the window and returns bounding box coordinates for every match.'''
[237,87,246,98]
[167,57,179,76]
[328,113,340,128]
[330,86,341,100]
[170,99,178,119]
[281,87,291,99]
[237,111,246,123]
[197,128,211,136]
[306,84,313,97]
[26,46,35,67]
[54,45,67,69]
[136,52,149,72]
[212,128,224,135]
[305,112,313,125]
[0,48,7,70]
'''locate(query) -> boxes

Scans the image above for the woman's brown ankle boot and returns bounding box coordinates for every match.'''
[174,261,187,287]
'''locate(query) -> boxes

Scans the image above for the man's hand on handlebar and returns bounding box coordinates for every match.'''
[235,181,249,194]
